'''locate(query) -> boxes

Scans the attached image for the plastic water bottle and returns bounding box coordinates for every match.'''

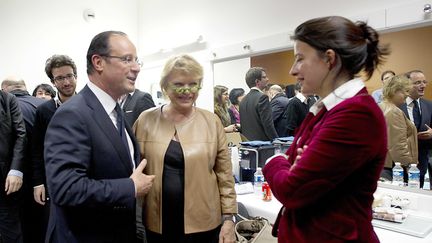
[408,164,420,188]
[392,162,404,186]
[254,167,264,197]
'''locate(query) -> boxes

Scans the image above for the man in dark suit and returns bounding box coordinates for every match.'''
[121,88,155,127]
[44,31,155,243]
[239,67,278,141]
[400,70,432,188]
[1,77,46,243]
[285,83,315,136]
[31,54,78,243]
[0,90,26,243]
[268,84,290,137]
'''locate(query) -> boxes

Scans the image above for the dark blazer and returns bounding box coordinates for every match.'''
[122,89,155,127]
[44,85,140,243]
[399,98,432,186]
[11,90,45,174]
[0,91,26,178]
[31,99,58,187]
[284,96,310,136]
[239,89,278,141]
[263,88,386,242]
[10,90,45,135]
[270,93,290,137]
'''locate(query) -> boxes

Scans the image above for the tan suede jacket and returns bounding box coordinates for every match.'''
[133,106,237,234]
[380,101,418,168]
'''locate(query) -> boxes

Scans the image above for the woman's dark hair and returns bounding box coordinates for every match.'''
[229,88,245,105]
[292,16,390,80]
[32,83,56,98]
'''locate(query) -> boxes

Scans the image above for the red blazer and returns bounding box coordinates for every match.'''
[263,88,387,243]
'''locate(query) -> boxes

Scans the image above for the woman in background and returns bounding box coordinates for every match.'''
[214,85,237,133]
[228,88,245,125]
[379,75,418,182]
[263,16,389,242]
[32,83,55,100]
[133,54,237,243]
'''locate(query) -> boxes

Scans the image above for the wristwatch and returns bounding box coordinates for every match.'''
[222,214,235,223]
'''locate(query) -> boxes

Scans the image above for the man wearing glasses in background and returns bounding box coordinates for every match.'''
[30,54,78,243]
[43,31,154,243]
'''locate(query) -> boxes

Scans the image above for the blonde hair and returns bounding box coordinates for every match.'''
[382,75,411,101]
[160,54,203,94]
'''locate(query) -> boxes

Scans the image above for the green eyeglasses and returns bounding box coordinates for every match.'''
[169,85,201,94]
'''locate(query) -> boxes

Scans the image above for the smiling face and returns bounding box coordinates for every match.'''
[408,72,427,99]
[289,40,330,97]
[51,65,77,100]
[166,72,200,112]
[98,34,140,100]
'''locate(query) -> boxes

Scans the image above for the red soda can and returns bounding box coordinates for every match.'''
[262,182,272,201]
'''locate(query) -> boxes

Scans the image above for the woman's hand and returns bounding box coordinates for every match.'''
[219,220,236,243]
[293,145,308,166]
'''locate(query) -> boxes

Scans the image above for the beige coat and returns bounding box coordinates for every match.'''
[133,107,237,234]
[379,101,418,168]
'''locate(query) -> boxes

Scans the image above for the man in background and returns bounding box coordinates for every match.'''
[0,90,26,243]
[400,70,432,188]
[268,84,289,137]
[284,83,314,136]
[44,31,154,242]
[240,67,278,141]
[31,54,78,242]
[121,88,155,127]
[1,77,45,243]
[372,70,395,103]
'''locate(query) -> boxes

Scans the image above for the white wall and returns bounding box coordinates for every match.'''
[138,0,413,54]
[1,0,429,111]
[0,0,139,93]
[137,0,425,111]
[213,58,251,93]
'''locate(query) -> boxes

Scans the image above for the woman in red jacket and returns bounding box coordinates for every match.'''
[263,16,389,242]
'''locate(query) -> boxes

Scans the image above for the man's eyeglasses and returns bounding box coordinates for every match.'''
[101,55,143,67]
[169,84,201,94]
[53,73,77,83]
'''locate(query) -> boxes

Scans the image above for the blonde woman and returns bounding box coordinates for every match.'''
[379,75,418,182]
[214,85,237,133]
[133,54,237,243]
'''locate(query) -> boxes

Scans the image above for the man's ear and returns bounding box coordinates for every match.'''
[92,55,104,72]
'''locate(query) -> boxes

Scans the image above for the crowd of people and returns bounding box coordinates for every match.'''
[1,15,431,243]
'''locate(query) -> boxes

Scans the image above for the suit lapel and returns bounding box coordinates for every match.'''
[420,98,429,131]
[125,123,140,168]
[122,93,134,112]
[80,86,133,173]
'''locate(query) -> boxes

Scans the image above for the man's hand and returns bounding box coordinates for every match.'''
[130,159,155,197]
[219,220,236,243]
[418,124,432,140]
[5,175,22,195]
[34,186,46,205]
